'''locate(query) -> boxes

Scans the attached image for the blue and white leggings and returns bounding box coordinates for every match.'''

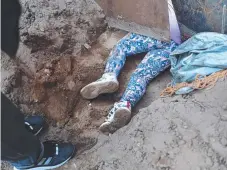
[105,33,178,107]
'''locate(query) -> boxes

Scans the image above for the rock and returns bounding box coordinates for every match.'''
[84,43,91,49]
[67,80,76,90]
[183,125,188,129]
[44,69,51,75]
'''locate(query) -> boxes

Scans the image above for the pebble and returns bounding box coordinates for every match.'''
[40,27,44,32]
[212,138,216,142]
[84,43,91,49]
[67,80,75,90]
[44,69,51,74]
[183,125,188,129]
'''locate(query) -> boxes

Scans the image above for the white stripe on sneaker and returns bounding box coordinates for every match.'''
[55,144,59,155]
[38,158,46,166]
[14,156,72,170]
[44,157,52,165]
[25,122,33,130]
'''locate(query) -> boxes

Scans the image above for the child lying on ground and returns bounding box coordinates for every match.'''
[81,0,181,133]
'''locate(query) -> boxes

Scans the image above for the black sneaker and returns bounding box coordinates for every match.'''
[14,141,76,170]
[25,116,45,136]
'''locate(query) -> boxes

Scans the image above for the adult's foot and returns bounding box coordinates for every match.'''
[14,141,76,170]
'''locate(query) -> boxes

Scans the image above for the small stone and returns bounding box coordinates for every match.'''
[67,80,75,90]
[89,103,92,106]
[212,138,216,142]
[83,43,91,49]
[56,122,60,127]
[40,27,44,32]
[44,69,51,74]
[183,125,188,129]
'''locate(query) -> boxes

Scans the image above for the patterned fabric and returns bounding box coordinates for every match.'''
[105,33,178,107]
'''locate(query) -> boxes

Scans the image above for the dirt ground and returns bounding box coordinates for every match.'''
[1,0,227,169]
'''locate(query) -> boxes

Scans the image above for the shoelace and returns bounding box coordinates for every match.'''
[105,103,122,121]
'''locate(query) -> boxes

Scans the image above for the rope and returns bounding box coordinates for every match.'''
[160,70,227,97]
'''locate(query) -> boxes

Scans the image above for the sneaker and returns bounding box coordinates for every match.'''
[99,101,131,133]
[80,72,119,99]
[14,141,76,170]
[25,116,45,136]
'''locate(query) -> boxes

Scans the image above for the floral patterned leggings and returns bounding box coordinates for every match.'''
[104,33,178,107]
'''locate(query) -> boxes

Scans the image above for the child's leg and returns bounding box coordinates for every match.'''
[81,33,163,99]
[100,41,178,133]
[104,33,163,77]
[120,46,176,107]
[100,48,171,133]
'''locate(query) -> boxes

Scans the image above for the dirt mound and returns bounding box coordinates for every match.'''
[2,28,130,156]
[1,0,117,162]
[63,80,227,170]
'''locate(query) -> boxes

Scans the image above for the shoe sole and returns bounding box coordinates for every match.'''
[14,146,76,170]
[80,80,119,99]
[99,107,131,133]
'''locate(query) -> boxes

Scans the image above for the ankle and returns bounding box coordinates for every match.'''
[103,72,117,78]
[116,101,132,110]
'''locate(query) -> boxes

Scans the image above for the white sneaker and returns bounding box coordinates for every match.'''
[99,101,131,133]
[80,73,119,99]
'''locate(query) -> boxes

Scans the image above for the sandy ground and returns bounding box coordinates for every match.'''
[64,80,227,170]
[1,0,227,169]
